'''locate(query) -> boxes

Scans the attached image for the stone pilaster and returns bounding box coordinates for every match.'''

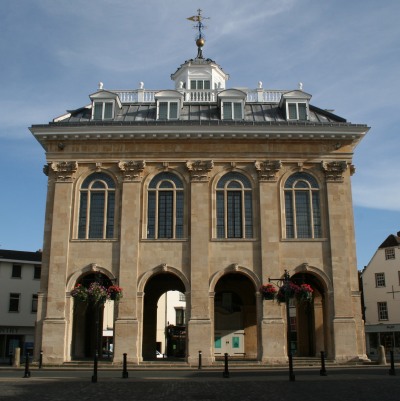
[257,165,286,363]
[186,160,213,365]
[113,160,145,364]
[41,161,77,364]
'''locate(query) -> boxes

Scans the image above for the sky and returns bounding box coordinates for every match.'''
[1,0,399,270]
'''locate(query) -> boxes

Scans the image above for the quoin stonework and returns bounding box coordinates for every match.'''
[30,11,369,366]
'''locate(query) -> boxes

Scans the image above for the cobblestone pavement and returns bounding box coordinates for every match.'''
[1,367,400,401]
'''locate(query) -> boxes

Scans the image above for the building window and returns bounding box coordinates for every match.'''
[175,308,185,326]
[147,172,184,239]
[31,294,38,313]
[11,265,22,278]
[284,172,321,239]
[93,101,114,120]
[78,172,116,239]
[216,172,253,239]
[377,302,388,321]
[34,265,41,280]
[375,273,386,287]
[385,248,395,260]
[158,101,179,120]
[179,292,186,302]
[287,102,307,121]
[190,80,211,90]
[9,293,20,312]
[222,102,243,120]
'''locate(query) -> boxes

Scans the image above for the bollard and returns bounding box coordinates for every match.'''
[198,351,202,370]
[320,351,327,376]
[13,348,21,368]
[122,353,129,378]
[39,350,43,369]
[389,350,396,376]
[91,351,98,383]
[222,353,230,378]
[23,353,31,378]
[377,345,387,365]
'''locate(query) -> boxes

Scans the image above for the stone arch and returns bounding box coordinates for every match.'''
[137,264,190,294]
[209,264,261,293]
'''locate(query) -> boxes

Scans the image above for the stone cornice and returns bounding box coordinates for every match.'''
[255,160,282,182]
[118,160,146,181]
[186,160,214,182]
[44,161,78,181]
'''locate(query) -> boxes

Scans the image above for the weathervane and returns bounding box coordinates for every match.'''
[187,8,209,59]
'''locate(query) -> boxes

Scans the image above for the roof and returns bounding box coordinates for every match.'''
[0,249,42,263]
[50,103,347,125]
[379,234,400,249]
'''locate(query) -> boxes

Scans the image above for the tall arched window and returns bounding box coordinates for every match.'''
[78,172,115,239]
[216,172,253,239]
[147,172,184,239]
[284,172,321,239]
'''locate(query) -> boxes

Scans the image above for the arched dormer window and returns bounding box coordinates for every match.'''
[216,172,253,239]
[147,173,184,239]
[78,173,116,239]
[284,172,321,239]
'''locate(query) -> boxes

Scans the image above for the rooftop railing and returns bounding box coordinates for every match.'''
[113,89,288,104]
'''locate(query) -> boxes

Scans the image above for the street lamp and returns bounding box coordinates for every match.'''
[269,270,296,381]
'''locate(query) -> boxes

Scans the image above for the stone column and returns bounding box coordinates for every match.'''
[322,161,360,361]
[113,161,145,364]
[255,161,287,363]
[186,160,213,366]
[40,161,77,364]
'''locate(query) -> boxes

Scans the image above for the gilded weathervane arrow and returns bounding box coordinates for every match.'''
[187,8,209,59]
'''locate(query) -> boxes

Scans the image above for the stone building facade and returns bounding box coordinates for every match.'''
[30,37,369,365]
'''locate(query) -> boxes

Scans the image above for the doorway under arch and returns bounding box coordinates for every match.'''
[213,273,257,359]
[290,273,326,357]
[71,272,113,360]
[142,272,186,360]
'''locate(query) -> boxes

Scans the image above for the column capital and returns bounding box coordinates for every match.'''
[321,160,348,182]
[118,160,146,182]
[44,161,78,182]
[186,160,214,182]
[255,160,282,182]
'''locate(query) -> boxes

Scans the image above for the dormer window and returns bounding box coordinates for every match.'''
[190,80,211,90]
[93,101,114,120]
[155,90,183,121]
[89,89,122,121]
[287,102,307,121]
[222,102,243,120]
[218,89,247,121]
[158,101,179,120]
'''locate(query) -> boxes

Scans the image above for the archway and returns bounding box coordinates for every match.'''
[291,273,326,357]
[214,273,257,359]
[142,272,186,360]
[71,272,113,359]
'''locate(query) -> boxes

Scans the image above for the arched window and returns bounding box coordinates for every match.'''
[216,172,253,239]
[284,172,321,239]
[78,173,115,239]
[147,172,184,239]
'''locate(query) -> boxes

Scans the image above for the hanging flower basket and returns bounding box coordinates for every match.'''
[296,283,313,303]
[71,282,123,304]
[276,282,300,303]
[70,284,88,302]
[107,285,123,301]
[260,283,277,300]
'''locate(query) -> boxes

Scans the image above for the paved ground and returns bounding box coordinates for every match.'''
[1,366,400,401]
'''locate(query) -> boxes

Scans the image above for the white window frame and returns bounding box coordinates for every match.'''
[221,101,244,120]
[286,102,308,121]
[190,79,211,90]
[385,248,395,260]
[92,101,114,120]
[375,272,386,288]
[377,302,388,321]
[157,101,179,120]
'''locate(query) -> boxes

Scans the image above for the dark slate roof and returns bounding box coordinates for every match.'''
[379,234,400,249]
[56,103,346,125]
[0,249,42,263]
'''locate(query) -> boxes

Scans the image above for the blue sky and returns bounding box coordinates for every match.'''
[1,0,399,270]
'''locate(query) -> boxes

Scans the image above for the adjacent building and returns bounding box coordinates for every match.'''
[30,16,369,365]
[361,232,400,359]
[0,249,42,363]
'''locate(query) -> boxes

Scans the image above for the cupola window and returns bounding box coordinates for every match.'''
[190,80,211,90]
